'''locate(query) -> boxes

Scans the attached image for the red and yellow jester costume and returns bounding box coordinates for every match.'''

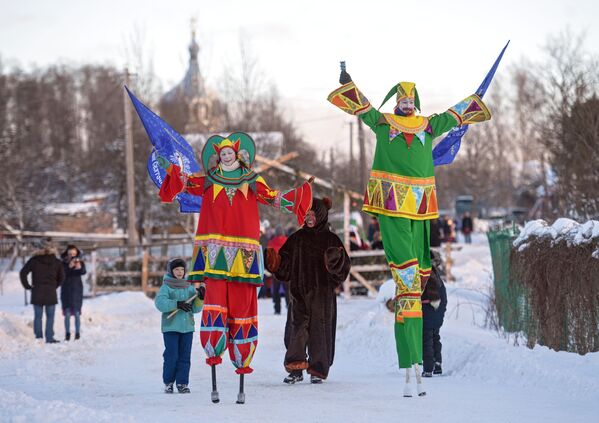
[159,132,312,375]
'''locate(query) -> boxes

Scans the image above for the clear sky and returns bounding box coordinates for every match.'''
[1,0,598,151]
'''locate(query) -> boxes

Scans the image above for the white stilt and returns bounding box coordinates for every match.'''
[403,366,413,397]
[414,364,426,397]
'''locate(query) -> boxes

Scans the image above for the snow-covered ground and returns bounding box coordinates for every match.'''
[1,233,597,423]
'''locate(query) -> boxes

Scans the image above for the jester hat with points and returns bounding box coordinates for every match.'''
[202,132,256,172]
[378,81,421,111]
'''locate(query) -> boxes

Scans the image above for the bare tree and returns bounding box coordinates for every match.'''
[514,30,599,219]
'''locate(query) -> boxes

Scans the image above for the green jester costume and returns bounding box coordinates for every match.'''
[328,75,491,372]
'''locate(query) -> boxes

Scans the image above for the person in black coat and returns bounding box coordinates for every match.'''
[461,212,474,244]
[266,197,351,384]
[20,238,65,343]
[421,251,447,377]
[60,245,87,341]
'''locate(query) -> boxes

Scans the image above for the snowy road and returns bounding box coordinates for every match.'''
[1,235,597,422]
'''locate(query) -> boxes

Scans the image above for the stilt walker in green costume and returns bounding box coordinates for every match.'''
[327,63,491,397]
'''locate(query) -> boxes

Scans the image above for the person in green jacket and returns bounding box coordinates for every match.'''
[155,258,205,394]
[328,65,491,397]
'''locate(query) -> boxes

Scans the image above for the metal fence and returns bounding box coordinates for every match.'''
[487,226,532,334]
[487,226,599,353]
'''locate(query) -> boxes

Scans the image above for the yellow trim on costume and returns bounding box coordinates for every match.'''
[212,184,225,201]
[195,234,260,246]
[362,205,439,220]
[203,304,228,313]
[399,187,417,213]
[244,343,256,367]
[238,183,250,198]
[227,316,258,324]
[389,258,420,269]
[363,172,438,219]
[447,109,462,125]
[230,252,247,275]
[215,138,235,149]
[189,268,262,279]
[397,82,416,100]
[382,114,429,134]
[401,311,423,318]
[369,171,435,185]
[327,81,372,116]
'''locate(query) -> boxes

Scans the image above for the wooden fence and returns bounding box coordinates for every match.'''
[1,234,390,297]
[90,243,389,297]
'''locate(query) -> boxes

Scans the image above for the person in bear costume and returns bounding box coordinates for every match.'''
[266,197,351,384]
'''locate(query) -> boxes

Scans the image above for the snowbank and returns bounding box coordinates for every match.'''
[0,388,138,423]
[1,238,598,422]
[513,218,599,255]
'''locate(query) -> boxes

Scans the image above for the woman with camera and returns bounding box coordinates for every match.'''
[61,244,87,340]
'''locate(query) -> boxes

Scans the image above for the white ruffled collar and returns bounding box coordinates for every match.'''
[219,160,240,172]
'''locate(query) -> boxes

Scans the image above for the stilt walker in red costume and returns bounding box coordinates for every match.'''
[159,132,312,404]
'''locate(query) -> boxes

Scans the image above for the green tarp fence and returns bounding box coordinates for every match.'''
[487,227,532,335]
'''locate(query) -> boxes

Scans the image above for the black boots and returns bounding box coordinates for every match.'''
[283,372,304,384]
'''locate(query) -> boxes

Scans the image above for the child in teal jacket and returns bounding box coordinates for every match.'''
[155,258,205,393]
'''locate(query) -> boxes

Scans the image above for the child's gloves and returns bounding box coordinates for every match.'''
[177,301,192,312]
[265,248,281,273]
[197,285,206,300]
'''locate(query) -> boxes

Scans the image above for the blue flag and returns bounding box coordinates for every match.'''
[433,41,510,166]
[146,149,202,213]
[126,86,201,175]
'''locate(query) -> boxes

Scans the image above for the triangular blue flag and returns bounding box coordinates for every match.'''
[433,41,510,166]
[125,86,201,175]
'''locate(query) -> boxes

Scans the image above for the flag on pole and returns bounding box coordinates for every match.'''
[126,86,202,213]
[147,149,202,213]
[433,41,510,166]
[125,86,201,175]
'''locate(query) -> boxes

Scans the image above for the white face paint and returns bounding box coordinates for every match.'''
[219,147,237,166]
[172,267,186,280]
[397,97,415,115]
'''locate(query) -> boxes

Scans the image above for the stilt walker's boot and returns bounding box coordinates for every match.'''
[211,364,219,403]
[414,364,426,397]
[403,367,413,397]
[236,374,245,404]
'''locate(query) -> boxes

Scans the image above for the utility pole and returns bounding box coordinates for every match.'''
[123,68,139,246]
[348,121,354,183]
[357,118,367,190]
[343,191,351,299]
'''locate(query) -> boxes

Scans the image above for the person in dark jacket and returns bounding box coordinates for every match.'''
[430,218,441,248]
[371,231,384,250]
[421,251,447,377]
[461,212,473,244]
[266,197,351,384]
[60,245,86,341]
[267,226,289,315]
[20,238,65,343]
